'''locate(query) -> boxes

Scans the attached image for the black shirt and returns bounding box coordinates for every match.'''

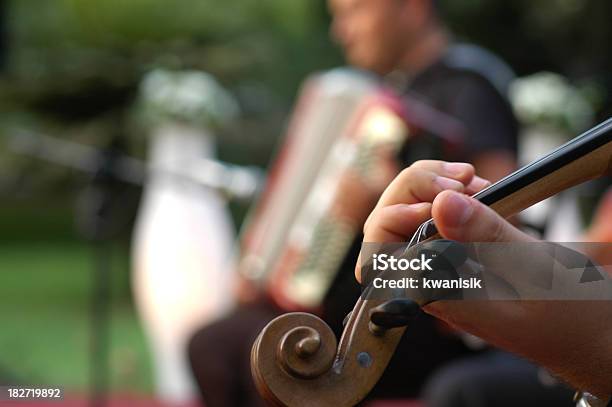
[398,44,519,164]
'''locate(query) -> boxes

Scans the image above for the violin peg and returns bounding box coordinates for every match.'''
[369,298,421,329]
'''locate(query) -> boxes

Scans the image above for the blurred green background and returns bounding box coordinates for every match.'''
[0,0,610,396]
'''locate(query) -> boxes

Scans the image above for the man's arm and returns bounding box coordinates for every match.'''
[359,160,612,398]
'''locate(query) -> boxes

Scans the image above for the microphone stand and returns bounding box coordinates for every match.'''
[8,130,261,407]
[75,144,122,407]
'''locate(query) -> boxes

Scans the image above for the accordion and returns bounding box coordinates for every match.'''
[239,68,465,311]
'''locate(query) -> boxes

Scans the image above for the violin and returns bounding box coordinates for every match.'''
[251,118,612,406]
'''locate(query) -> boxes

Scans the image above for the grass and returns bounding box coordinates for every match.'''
[0,240,154,393]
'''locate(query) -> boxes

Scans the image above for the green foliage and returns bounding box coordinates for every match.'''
[7,0,340,101]
[0,241,152,391]
[441,0,612,80]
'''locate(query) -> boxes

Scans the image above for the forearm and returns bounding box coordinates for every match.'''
[425,300,612,397]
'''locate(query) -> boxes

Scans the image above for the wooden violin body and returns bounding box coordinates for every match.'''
[251,118,612,406]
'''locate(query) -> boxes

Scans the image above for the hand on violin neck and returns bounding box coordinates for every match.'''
[357,160,529,283]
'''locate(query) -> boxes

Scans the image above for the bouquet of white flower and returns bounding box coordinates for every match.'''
[137,69,240,130]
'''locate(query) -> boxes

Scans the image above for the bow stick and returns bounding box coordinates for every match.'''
[251,118,612,407]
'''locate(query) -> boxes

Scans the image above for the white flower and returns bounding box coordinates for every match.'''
[139,69,240,129]
[509,71,594,133]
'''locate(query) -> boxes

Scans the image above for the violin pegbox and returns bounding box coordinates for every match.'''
[251,299,406,407]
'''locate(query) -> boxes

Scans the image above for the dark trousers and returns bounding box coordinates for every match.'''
[422,351,576,407]
[188,300,279,407]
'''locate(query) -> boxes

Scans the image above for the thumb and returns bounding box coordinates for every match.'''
[432,190,533,243]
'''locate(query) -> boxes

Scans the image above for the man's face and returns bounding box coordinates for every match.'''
[328,0,420,74]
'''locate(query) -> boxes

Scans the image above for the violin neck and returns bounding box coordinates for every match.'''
[422,118,612,239]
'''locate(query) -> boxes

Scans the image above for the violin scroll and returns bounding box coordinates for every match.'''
[251,299,406,406]
[251,312,337,406]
